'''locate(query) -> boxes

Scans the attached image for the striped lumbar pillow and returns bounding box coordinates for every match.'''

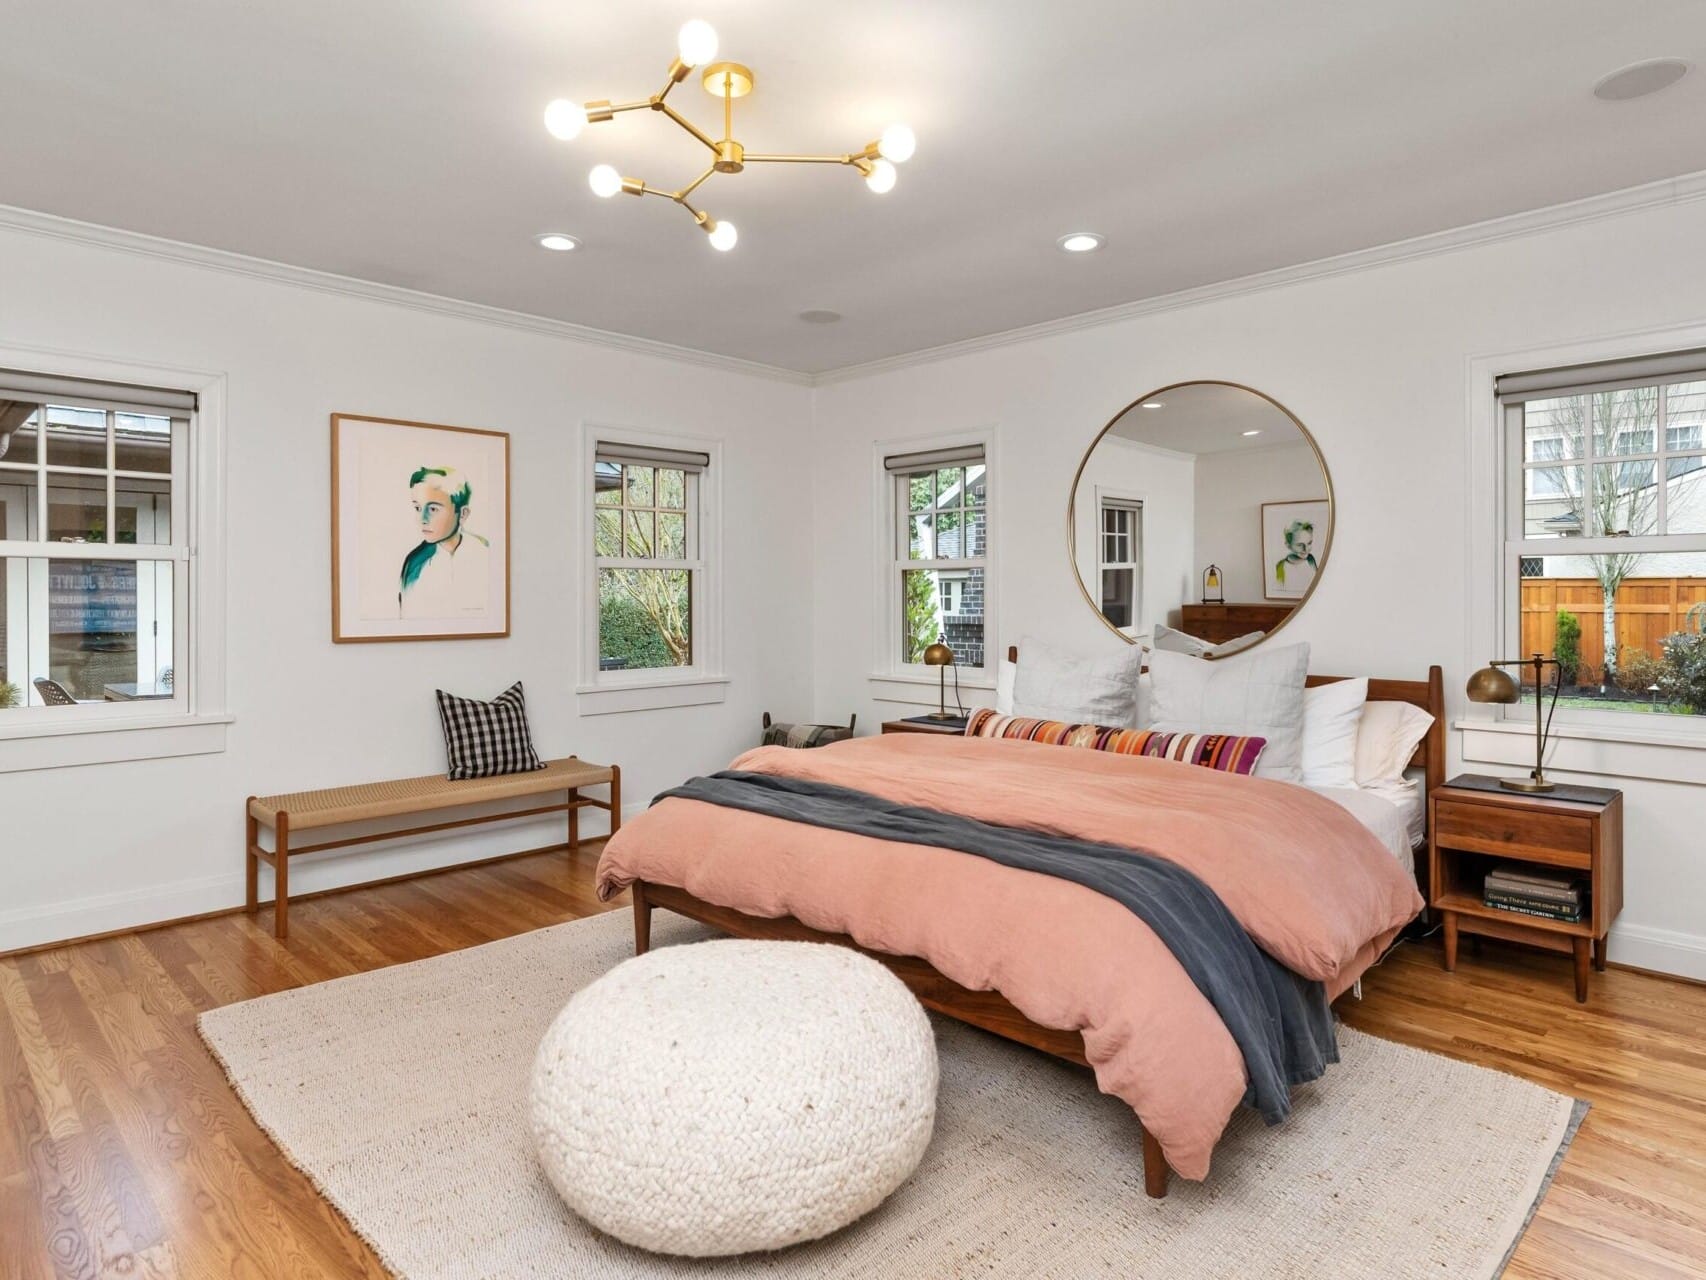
[435,681,546,780]
[965,708,1266,775]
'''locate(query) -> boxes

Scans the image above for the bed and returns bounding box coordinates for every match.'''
[596,664,1443,1199]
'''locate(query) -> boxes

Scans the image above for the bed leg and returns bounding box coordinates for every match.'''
[1142,1127,1170,1199]
[632,881,652,956]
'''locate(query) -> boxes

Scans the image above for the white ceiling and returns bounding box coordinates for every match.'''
[4,1,1705,374]
[1108,383,1302,455]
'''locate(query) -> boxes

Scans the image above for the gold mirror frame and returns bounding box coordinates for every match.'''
[1066,379,1335,654]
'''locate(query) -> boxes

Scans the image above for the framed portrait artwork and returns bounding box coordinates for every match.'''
[1260,498,1330,602]
[331,414,510,642]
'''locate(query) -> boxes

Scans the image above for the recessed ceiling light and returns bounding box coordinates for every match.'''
[799,309,843,324]
[1058,232,1105,253]
[1140,400,1165,410]
[1593,59,1689,102]
[537,233,579,252]
[1242,429,1261,437]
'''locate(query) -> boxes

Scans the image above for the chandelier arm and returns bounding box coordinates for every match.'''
[675,164,717,202]
[744,153,856,165]
[656,103,720,154]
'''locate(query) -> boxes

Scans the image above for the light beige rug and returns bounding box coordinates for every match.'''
[200,910,1580,1279]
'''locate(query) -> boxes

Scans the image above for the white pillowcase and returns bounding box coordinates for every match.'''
[1355,700,1436,787]
[996,657,1017,714]
[1010,635,1144,726]
[1299,677,1367,789]
[1147,642,1311,781]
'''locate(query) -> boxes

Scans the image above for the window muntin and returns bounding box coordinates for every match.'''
[1506,373,1706,721]
[593,458,700,673]
[894,461,987,669]
[0,391,188,713]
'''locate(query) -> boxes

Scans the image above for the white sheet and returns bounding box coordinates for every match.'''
[1307,779,1423,864]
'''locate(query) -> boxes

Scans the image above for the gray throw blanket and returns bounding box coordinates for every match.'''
[656,770,1337,1124]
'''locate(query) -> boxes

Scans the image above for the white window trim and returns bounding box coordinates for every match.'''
[576,423,726,715]
[869,428,997,707]
[1466,322,1706,782]
[0,345,229,772]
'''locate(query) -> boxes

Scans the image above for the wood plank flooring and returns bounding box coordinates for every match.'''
[2,846,1704,1278]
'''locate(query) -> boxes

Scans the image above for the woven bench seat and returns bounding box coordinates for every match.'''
[245,757,620,939]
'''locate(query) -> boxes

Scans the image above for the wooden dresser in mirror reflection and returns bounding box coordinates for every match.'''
[1178,603,1295,645]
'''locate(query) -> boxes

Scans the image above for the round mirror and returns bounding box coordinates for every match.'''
[1068,381,1333,656]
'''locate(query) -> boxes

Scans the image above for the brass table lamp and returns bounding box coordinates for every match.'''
[922,640,959,721]
[1466,653,1561,793]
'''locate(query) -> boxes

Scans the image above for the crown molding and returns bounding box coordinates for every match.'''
[0,203,813,387]
[813,168,1706,386]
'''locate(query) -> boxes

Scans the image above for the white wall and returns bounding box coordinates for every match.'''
[1192,441,1327,608]
[0,224,814,952]
[811,193,1706,981]
[1070,438,1194,641]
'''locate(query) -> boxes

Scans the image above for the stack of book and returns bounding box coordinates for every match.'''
[1482,865,1587,923]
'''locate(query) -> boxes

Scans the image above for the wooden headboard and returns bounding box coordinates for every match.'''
[1004,645,1446,799]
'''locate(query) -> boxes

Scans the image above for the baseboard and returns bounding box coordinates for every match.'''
[1609,922,1706,985]
[0,803,644,956]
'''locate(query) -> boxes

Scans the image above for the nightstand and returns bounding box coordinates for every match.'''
[1428,775,1623,1003]
[880,717,968,735]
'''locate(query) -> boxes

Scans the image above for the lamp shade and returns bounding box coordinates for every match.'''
[922,642,953,667]
[1466,665,1521,705]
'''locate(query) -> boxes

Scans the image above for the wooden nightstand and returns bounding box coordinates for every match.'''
[1428,775,1623,1003]
[881,717,969,735]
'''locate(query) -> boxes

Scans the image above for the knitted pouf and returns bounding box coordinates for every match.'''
[529,938,938,1257]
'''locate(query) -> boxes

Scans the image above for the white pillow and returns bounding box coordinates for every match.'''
[996,657,1017,714]
[1152,623,1211,656]
[1011,635,1143,726]
[1355,701,1436,787]
[1300,677,1368,789]
[1147,642,1311,781]
[1209,631,1266,657]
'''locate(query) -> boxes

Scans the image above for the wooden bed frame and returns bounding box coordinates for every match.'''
[631,658,1445,1199]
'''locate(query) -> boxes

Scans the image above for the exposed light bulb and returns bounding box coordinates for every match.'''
[588,164,623,198]
[878,123,916,163]
[706,220,738,251]
[864,158,897,194]
[543,99,585,141]
[677,19,719,67]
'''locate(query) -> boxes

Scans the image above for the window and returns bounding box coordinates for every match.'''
[1,372,192,717]
[886,444,988,669]
[1098,499,1142,630]
[592,442,708,675]
[1500,353,1706,722]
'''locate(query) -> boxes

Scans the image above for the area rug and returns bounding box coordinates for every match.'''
[199,910,1582,1279]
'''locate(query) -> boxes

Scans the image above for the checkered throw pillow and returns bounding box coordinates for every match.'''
[435,681,545,780]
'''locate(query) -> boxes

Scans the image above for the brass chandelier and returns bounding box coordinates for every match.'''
[542,20,916,251]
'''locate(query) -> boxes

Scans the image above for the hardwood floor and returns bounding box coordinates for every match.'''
[2,847,1704,1278]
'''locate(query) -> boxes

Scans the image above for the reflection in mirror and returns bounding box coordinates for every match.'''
[1070,382,1332,656]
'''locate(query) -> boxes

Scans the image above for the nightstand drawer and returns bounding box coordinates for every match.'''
[1432,798,1593,868]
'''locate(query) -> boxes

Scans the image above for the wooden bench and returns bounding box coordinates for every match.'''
[245,757,620,939]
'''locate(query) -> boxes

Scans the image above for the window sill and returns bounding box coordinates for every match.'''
[868,669,996,711]
[1456,716,1706,788]
[0,713,233,773]
[575,675,729,716]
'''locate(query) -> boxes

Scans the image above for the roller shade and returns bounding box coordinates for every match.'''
[1496,347,1706,403]
[0,368,196,415]
[595,441,709,472]
[883,443,985,474]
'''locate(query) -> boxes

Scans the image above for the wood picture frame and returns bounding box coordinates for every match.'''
[330,413,511,642]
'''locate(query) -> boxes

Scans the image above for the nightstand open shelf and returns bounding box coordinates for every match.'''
[1428,776,1622,1003]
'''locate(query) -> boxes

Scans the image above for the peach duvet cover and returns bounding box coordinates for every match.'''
[596,733,1422,1179]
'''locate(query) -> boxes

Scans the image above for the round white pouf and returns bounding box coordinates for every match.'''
[529,938,938,1257]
